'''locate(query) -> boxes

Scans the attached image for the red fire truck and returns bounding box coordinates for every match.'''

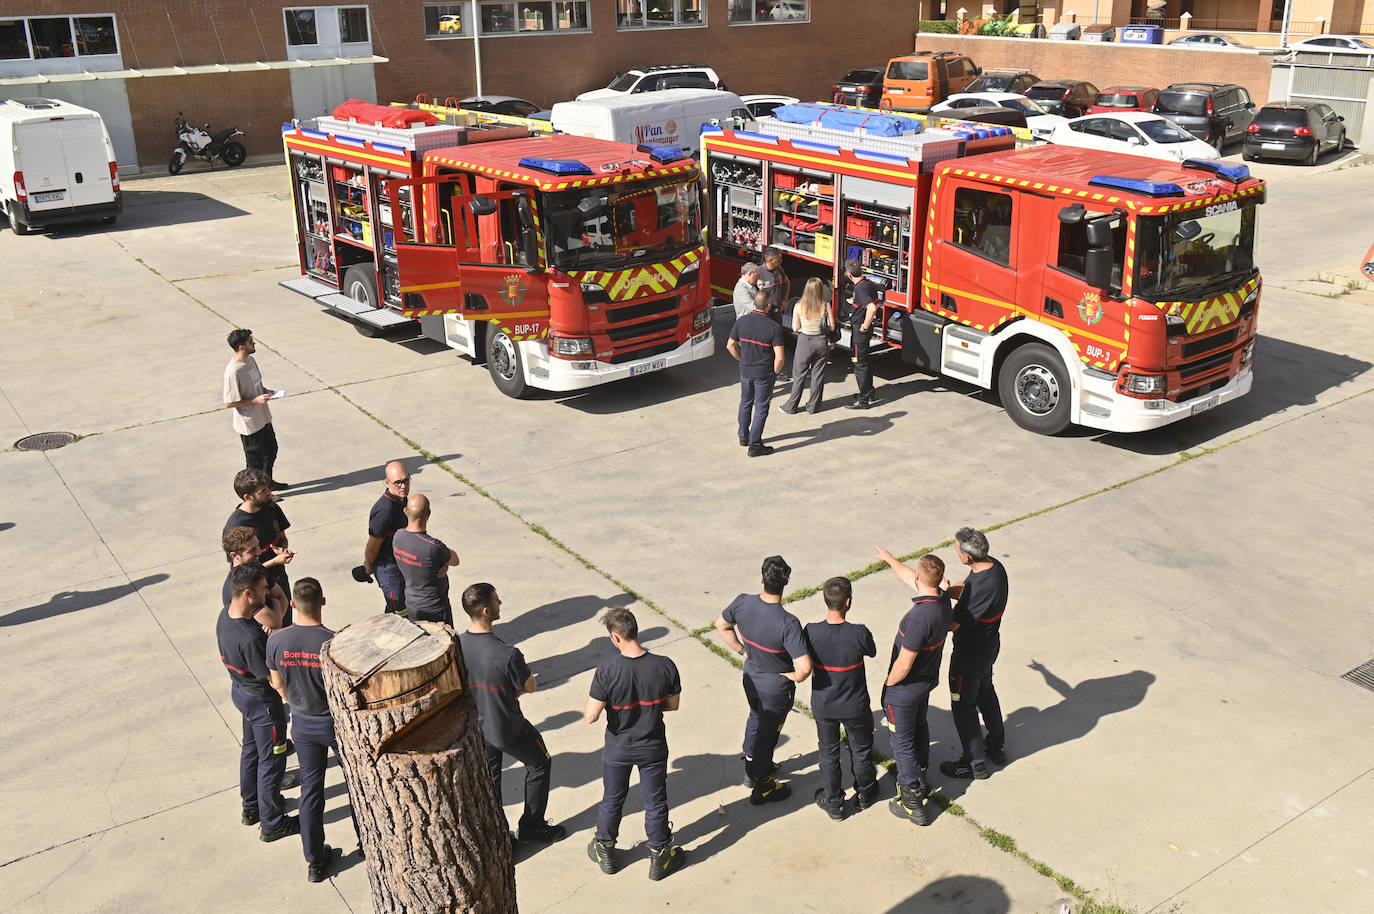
[703,107,1264,433]
[279,101,713,397]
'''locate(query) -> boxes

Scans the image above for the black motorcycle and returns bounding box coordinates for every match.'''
[168,113,247,174]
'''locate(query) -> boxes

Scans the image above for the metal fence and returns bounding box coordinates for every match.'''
[1274,56,1374,145]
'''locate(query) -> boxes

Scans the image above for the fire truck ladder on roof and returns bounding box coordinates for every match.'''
[748,116,965,172]
[308,115,467,153]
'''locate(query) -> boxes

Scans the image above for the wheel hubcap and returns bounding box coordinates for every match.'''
[348,281,369,303]
[492,333,517,381]
[1015,364,1060,416]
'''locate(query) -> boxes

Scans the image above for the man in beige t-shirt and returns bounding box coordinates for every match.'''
[223,329,285,489]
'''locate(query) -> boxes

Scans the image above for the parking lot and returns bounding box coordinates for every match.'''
[2,156,1373,914]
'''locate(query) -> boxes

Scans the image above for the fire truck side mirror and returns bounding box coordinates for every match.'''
[1084,217,1117,291]
[467,196,497,217]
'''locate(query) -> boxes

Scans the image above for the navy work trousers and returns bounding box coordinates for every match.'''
[595,746,670,848]
[949,664,1005,765]
[291,713,337,865]
[240,422,278,480]
[232,683,288,830]
[484,721,552,830]
[373,561,406,615]
[737,375,774,446]
[851,328,874,400]
[742,673,794,780]
[815,714,877,809]
[883,681,934,790]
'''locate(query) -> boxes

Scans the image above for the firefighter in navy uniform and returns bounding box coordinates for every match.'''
[217,563,297,842]
[844,259,881,409]
[361,461,411,615]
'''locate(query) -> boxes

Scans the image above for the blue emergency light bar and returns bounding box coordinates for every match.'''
[1088,175,1185,197]
[636,143,687,163]
[1181,159,1251,182]
[519,157,593,175]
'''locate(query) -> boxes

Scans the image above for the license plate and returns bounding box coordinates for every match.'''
[1190,394,1220,416]
[33,191,65,203]
[1262,143,1284,150]
[630,358,666,377]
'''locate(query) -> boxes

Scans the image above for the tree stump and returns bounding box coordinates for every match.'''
[323,614,517,914]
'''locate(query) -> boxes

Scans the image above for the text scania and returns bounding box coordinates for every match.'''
[1204,201,1239,217]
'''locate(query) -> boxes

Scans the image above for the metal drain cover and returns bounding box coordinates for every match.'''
[14,431,76,451]
[1341,660,1374,692]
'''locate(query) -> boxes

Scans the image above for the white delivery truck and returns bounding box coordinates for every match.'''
[0,97,121,235]
[551,89,749,148]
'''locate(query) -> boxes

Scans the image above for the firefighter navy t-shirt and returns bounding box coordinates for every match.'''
[756,262,787,314]
[721,594,807,692]
[950,557,1009,672]
[223,502,291,590]
[458,630,532,748]
[590,651,682,759]
[368,490,407,567]
[850,278,879,328]
[217,606,270,694]
[804,620,876,719]
[267,624,334,718]
[887,593,953,687]
[729,311,784,379]
[392,530,452,620]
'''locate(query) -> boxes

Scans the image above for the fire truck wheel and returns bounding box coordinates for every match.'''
[343,264,378,309]
[485,327,528,398]
[998,343,1071,435]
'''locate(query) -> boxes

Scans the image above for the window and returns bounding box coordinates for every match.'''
[74,16,117,55]
[887,60,928,81]
[477,0,585,33]
[728,0,809,23]
[339,7,369,43]
[424,3,470,37]
[27,17,74,58]
[0,19,31,59]
[619,0,704,28]
[951,188,1013,266]
[285,9,318,45]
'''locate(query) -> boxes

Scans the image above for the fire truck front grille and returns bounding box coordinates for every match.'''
[1181,328,1238,359]
[609,341,678,365]
[606,316,679,342]
[1178,351,1232,380]
[1177,377,1230,403]
[607,295,679,324]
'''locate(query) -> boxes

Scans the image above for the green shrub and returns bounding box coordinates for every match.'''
[918,18,958,33]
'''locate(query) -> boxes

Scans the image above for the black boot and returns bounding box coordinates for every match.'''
[741,755,756,789]
[647,840,685,881]
[587,838,617,874]
[888,783,930,826]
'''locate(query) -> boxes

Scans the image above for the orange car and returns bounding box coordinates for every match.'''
[880,51,979,112]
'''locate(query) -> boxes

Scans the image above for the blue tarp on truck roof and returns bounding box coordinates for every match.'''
[770,103,921,137]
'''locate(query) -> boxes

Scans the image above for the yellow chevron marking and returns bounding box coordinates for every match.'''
[400,280,462,292]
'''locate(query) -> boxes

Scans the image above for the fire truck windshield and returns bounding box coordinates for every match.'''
[1134,202,1257,301]
[545,174,703,271]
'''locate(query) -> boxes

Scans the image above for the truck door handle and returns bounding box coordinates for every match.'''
[941,293,957,313]
[1044,296,1063,318]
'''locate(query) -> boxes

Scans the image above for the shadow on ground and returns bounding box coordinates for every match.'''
[1,573,170,626]
[884,875,1012,913]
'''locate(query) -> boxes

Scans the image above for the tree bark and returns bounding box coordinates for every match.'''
[323,614,516,914]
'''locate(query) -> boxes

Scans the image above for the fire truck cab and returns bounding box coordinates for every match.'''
[281,102,713,397]
[704,106,1263,433]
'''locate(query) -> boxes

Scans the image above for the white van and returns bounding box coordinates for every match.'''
[551,89,749,148]
[0,97,121,235]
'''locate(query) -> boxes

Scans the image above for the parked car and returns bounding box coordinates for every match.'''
[1169,33,1253,49]
[769,0,808,19]
[965,68,1039,94]
[1047,112,1219,162]
[438,14,463,32]
[831,67,884,107]
[459,95,542,117]
[741,94,799,118]
[928,104,1028,130]
[1089,86,1159,114]
[1243,103,1346,164]
[1152,82,1256,150]
[931,92,1067,139]
[577,64,725,101]
[1288,35,1373,52]
[1024,79,1099,117]
[880,51,980,111]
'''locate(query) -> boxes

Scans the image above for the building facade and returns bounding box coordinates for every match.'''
[0,1,921,170]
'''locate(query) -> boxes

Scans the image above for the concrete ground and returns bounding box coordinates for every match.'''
[1,156,1372,914]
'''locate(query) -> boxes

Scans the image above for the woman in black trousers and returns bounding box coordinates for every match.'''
[781,277,834,414]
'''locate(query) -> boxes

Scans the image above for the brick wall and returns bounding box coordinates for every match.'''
[911,35,1277,104]
[127,72,294,166]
